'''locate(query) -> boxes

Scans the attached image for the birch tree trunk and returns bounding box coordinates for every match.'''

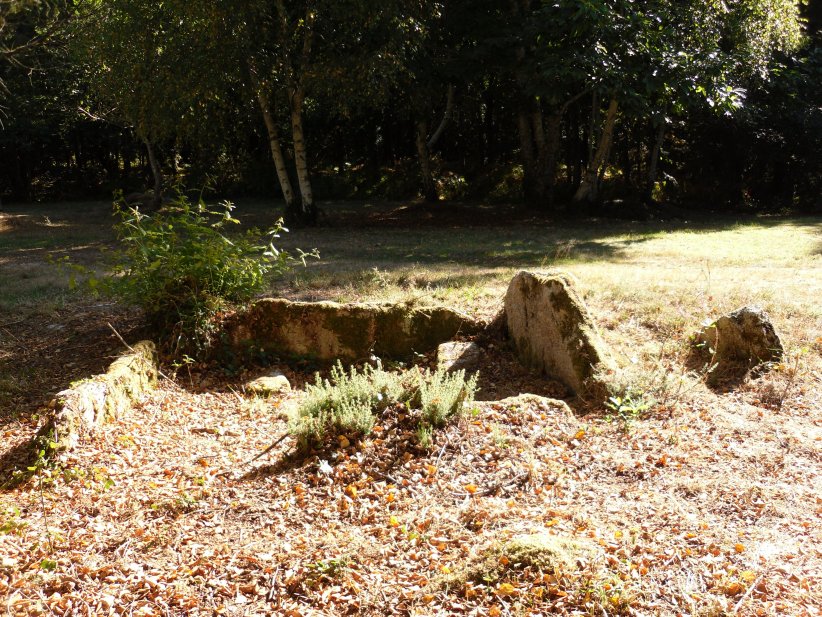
[289,85,316,225]
[274,0,316,225]
[261,95,297,211]
[573,98,618,204]
[426,84,455,151]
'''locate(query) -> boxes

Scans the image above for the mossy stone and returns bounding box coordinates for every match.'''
[504,270,614,398]
[221,298,482,363]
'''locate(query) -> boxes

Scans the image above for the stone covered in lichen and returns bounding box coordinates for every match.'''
[245,370,291,396]
[221,299,481,363]
[504,271,613,397]
[694,305,783,384]
[50,340,158,452]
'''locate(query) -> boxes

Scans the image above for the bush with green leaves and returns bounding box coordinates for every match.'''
[106,189,298,357]
[289,361,478,450]
[416,367,478,428]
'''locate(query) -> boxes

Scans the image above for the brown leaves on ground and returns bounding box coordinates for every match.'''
[1,354,820,617]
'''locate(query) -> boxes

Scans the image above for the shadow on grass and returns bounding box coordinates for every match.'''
[269,207,822,280]
[0,305,143,430]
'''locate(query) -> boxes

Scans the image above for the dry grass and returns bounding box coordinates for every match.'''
[1,200,820,616]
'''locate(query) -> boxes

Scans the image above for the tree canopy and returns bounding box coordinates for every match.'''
[1,0,818,215]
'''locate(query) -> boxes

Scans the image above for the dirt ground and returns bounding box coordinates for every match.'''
[1,201,820,616]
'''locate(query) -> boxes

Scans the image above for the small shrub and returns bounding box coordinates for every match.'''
[605,388,652,426]
[102,189,305,357]
[417,367,478,427]
[290,362,478,450]
[290,361,407,449]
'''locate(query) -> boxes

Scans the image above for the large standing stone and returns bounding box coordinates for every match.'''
[437,341,481,372]
[504,271,613,397]
[221,299,482,363]
[694,306,783,382]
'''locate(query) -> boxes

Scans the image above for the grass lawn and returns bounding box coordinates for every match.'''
[1,199,820,616]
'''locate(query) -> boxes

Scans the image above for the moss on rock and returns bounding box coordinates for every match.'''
[47,340,158,454]
[221,298,482,363]
[504,270,614,398]
[438,532,595,589]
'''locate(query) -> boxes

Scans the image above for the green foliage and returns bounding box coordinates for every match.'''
[3,0,816,210]
[415,423,433,449]
[105,189,296,357]
[605,389,652,427]
[290,361,478,450]
[417,367,478,428]
[0,506,27,536]
[308,556,349,580]
[290,361,406,448]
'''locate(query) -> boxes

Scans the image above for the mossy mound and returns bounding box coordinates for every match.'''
[47,340,158,453]
[440,532,595,589]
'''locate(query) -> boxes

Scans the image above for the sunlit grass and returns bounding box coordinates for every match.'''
[269,212,820,370]
[2,200,819,362]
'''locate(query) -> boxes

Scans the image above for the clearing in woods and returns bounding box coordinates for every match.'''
[0,200,820,616]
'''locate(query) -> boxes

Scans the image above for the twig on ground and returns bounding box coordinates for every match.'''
[0,319,26,328]
[435,431,451,468]
[734,572,766,613]
[107,322,136,353]
[246,433,289,465]
[227,386,245,405]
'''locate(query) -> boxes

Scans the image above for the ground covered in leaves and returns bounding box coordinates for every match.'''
[1,202,820,615]
[1,344,819,616]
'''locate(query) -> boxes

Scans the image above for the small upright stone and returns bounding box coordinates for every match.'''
[504,271,613,397]
[245,370,291,396]
[695,306,783,383]
[437,341,481,372]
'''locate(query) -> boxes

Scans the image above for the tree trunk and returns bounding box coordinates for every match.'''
[544,112,562,208]
[255,85,296,210]
[517,108,538,204]
[482,86,495,163]
[574,98,618,204]
[142,137,163,209]
[643,117,667,204]
[529,101,548,206]
[427,84,455,151]
[415,119,438,202]
[73,133,85,172]
[587,91,598,165]
[122,139,131,180]
[288,86,316,225]
[509,0,543,206]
